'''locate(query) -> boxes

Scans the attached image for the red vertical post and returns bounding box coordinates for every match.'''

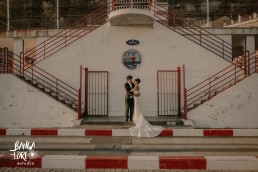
[79,65,83,115]
[0,48,2,73]
[65,31,67,47]
[4,48,8,73]
[56,79,59,98]
[199,27,202,45]
[244,52,247,76]
[183,65,186,94]
[31,63,34,83]
[85,68,88,116]
[77,89,81,119]
[256,51,258,73]
[177,67,181,117]
[43,42,46,59]
[208,78,211,99]
[246,50,250,76]
[184,88,187,119]
[222,41,224,60]
[183,64,187,119]
[80,65,82,93]
[106,72,109,116]
[148,0,151,10]
[234,64,237,84]
[157,71,159,116]
[22,53,25,76]
[112,0,115,11]
[19,52,22,76]
[173,14,176,31]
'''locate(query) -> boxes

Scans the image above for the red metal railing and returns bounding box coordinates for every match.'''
[23,0,234,70]
[149,1,233,62]
[24,4,108,66]
[21,0,234,69]
[2,47,82,119]
[184,50,258,118]
[111,0,151,10]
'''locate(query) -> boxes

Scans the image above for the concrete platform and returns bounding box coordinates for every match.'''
[81,116,184,126]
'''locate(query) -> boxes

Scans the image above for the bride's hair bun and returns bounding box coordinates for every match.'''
[136,78,141,84]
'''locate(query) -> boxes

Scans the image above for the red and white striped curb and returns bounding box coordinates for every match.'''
[1,154,258,170]
[1,128,258,137]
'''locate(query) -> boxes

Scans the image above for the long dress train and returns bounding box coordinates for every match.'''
[129,90,164,137]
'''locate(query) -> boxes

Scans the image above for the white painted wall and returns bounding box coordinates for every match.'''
[188,74,258,128]
[36,21,232,116]
[13,38,23,56]
[0,38,13,51]
[246,35,255,53]
[0,75,76,128]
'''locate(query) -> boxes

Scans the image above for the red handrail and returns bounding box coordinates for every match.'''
[3,48,81,113]
[151,2,231,47]
[22,0,235,70]
[185,50,257,113]
[149,2,233,62]
[24,4,109,67]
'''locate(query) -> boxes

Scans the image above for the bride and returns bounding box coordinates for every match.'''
[129,78,164,137]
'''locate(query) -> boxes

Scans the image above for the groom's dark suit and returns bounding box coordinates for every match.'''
[124,82,135,121]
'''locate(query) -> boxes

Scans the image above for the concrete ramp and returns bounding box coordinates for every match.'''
[189,74,258,128]
[0,75,76,128]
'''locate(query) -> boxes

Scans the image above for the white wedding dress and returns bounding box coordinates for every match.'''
[129,90,165,137]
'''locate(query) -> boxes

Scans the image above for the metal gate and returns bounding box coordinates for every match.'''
[84,69,109,116]
[157,68,181,116]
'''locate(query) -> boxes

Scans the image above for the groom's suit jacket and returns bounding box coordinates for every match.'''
[124,82,135,100]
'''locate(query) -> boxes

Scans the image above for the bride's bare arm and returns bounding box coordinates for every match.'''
[130,84,138,92]
[129,83,140,96]
[130,87,136,92]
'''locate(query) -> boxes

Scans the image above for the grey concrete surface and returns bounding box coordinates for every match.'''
[1,168,258,172]
[0,136,258,156]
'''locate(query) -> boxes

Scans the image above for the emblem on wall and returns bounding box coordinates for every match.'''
[122,49,142,70]
[126,39,140,46]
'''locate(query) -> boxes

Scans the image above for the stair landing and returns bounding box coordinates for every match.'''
[81,116,184,126]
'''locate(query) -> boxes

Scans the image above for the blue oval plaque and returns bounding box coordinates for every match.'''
[126,39,140,46]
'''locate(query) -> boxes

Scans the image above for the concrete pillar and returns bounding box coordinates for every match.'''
[246,36,255,53]
[206,0,210,27]
[57,0,59,29]
[13,39,23,56]
[7,0,9,31]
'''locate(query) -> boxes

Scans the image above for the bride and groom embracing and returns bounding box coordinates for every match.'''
[124,75,164,137]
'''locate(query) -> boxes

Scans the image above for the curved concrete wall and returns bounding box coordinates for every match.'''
[109,8,154,26]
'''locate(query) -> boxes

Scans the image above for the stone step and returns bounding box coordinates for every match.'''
[81,116,184,126]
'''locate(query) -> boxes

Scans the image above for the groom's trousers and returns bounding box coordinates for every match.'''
[126,97,134,121]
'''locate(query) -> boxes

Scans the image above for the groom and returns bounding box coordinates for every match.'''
[124,75,135,122]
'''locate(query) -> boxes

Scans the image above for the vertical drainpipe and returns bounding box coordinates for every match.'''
[57,0,59,29]
[7,0,10,31]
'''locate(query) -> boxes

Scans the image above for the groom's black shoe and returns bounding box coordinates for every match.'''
[126,117,129,121]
